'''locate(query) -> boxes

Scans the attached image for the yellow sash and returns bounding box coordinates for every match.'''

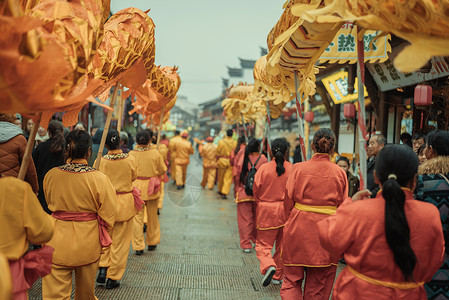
[294,202,337,215]
[347,266,424,290]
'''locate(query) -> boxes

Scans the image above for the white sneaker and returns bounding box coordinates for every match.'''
[262,266,276,286]
[271,279,283,285]
[242,248,251,253]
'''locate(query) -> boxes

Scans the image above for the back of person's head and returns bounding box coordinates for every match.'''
[312,128,336,154]
[136,130,150,145]
[145,129,154,141]
[272,138,288,176]
[48,120,65,153]
[234,135,247,155]
[375,144,419,281]
[120,132,129,145]
[175,130,180,136]
[74,121,86,131]
[66,130,92,160]
[105,129,120,150]
[427,130,449,156]
[226,129,233,137]
[240,138,260,184]
[0,113,16,123]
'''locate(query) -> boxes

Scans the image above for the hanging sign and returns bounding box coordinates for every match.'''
[321,70,369,104]
[319,21,391,64]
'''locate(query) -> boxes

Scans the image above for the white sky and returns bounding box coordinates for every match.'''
[110,1,284,104]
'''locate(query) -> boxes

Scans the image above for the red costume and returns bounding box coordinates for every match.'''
[253,160,292,281]
[318,189,445,299]
[235,153,268,249]
[281,153,347,299]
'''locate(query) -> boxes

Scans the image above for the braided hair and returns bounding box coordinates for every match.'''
[271,138,288,176]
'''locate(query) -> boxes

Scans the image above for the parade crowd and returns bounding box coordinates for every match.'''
[1,113,449,300]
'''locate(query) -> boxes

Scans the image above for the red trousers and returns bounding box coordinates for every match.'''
[255,228,283,280]
[237,201,257,249]
[281,265,337,300]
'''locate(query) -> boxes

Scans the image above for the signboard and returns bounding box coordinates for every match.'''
[321,70,369,104]
[367,56,449,92]
[319,21,391,64]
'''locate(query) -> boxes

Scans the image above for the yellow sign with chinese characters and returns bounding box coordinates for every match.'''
[321,70,368,104]
[319,21,391,64]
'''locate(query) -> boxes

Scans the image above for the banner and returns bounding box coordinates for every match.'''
[319,21,391,64]
[321,70,368,104]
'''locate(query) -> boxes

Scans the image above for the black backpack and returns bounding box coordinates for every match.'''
[245,156,261,196]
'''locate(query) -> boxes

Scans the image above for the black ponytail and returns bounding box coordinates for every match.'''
[375,145,419,281]
[48,120,65,153]
[272,138,288,176]
[105,129,120,150]
[240,138,260,184]
[66,130,92,160]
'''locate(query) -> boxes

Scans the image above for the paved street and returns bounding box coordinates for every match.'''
[29,155,287,299]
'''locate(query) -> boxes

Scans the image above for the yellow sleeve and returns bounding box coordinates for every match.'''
[129,156,137,182]
[97,175,117,229]
[158,153,167,176]
[23,183,55,245]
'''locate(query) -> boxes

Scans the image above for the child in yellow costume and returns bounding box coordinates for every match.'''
[42,130,117,300]
[173,132,194,189]
[130,130,167,254]
[217,129,237,199]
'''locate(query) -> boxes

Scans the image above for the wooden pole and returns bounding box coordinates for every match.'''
[356,35,367,189]
[94,82,120,169]
[241,114,248,143]
[117,86,123,134]
[294,71,306,162]
[156,105,166,147]
[18,114,41,180]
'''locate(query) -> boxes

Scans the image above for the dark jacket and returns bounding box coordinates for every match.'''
[88,128,108,166]
[0,122,38,193]
[415,156,449,298]
[366,157,379,197]
[32,139,65,213]
[293,145,302,164]
[347,172,360,197]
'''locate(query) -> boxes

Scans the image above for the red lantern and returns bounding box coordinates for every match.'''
[304,111,314,123]
[414,85,432,106]
[343,103,356,118]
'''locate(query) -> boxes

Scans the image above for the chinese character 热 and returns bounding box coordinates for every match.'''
[337,34,356,52]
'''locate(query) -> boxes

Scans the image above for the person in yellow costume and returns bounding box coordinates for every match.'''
[42,130,117,300]
[168,130,182,184]
[150,134,169,211]
[200,136,218,190]
[217,129,237,199]
[130,130,167,254]
[95,129,142,289]
[173,132,194,189]
[0,176,54,300]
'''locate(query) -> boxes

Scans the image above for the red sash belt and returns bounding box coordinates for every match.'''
[8,245,54,300]
[117,187,145,211]
[51,211,112,248]
[137,176,161,196]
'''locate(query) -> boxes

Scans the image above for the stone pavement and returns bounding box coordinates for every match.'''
[28,154,341,299]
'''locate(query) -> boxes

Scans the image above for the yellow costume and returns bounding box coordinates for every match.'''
[0,177,54,299]
[42,159,117,300]
[151,143,169,210]
[130,146,167,250]
[96,150,138,281]
[0,252,12,300]
[168,135,182,181]
[173,137,194,187]
[217,136,237,195]
[200,142,218,190]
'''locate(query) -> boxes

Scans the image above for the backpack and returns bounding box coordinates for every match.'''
[245,156,261,196]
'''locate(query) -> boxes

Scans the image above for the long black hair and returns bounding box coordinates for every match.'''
[66,130,92,160]
[272,138,288,176]
[48,120,65,153]
[234,135,246,155]
[312,128,335,154]
[105,129,120,150]
[427,130,449,156]
[240,138,260,184]
[375,144,419,281]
